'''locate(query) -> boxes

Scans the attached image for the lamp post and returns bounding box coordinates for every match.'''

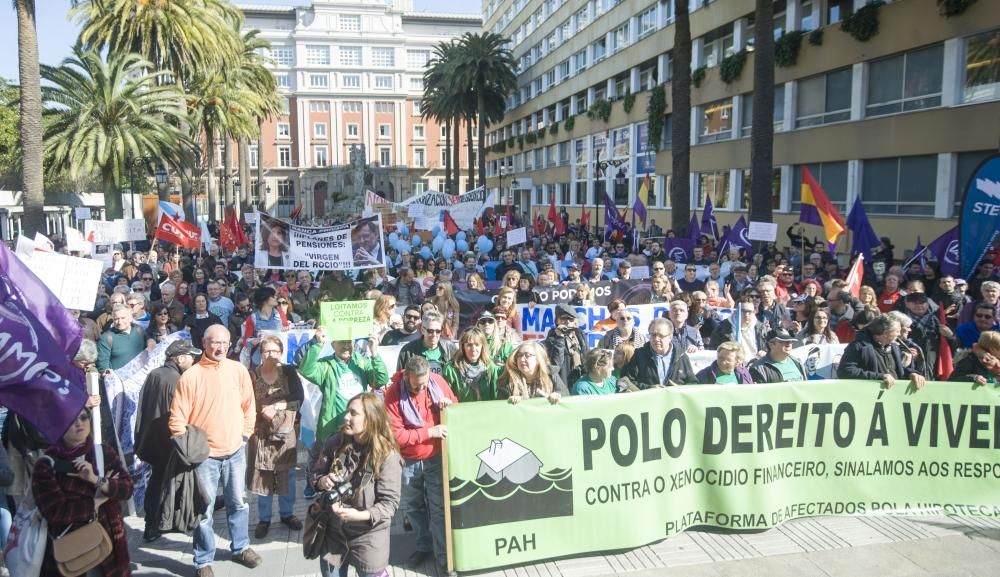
[233,180,241,218]
[593,147,626,241]
[509,178,519,230]
[126,154,153,219]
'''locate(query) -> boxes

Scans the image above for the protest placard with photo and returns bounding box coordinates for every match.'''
[254,213,386,271]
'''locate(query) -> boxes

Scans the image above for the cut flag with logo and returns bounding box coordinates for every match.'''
[604,193,627,242]
[688,213,701,243]
[845,197,880,258]
[701,196,719,241]
[844,253,864,298]
[799,167,845,249]
[0,242,87,443]
[155,213,201,249]
[926,226,960,277]
[662,239,695,263]
[633,174,649,228]
[717,216,754,258]
[958,153,1000,279]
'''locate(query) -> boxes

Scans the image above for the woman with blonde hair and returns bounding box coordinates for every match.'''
[372,294,396,345]
[308,392,401,577]
[570,282,593,306]
[497,341,567,404]
[501,269,521,291]
[496,286,521,337]
[859,285,878,310]
[442,328,502,401]
[430,281,460,339]
[613,341,636,378]
[466,273,486,293]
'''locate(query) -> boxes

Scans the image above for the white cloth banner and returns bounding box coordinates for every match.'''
[687,343,847,377]
[255,213,386,271]
[397,188,493,230]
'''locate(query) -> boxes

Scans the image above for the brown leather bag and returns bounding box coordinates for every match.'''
[52,502,113,577]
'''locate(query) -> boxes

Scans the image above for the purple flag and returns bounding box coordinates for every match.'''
[701,196,720,241]
[688,213,701,243]
[0,299,88,443]
[927,226,960,277]
[604,192,627,241]
[845,197,880,258]
[911,236,926,274]
[662,239,695,263]
[718,216,754,258]
[0,242,82,358]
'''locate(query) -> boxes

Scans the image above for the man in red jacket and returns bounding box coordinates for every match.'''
[384,356,458,573]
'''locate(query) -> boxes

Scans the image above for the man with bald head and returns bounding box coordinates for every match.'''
[169,325,260,575]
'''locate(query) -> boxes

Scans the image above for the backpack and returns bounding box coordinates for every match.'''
[3,456,53,577]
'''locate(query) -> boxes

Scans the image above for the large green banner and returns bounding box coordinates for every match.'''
[444,381,1000,571]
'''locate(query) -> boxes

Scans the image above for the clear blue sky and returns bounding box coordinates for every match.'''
[0,0,479,82]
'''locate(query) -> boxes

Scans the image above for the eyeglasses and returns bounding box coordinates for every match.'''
[404,314,421,321]
[142,277,154,281]
[618,316,633,322]
[278,300,288,305]
[424,328,443,334]
[649,332,670,339]
[478,319,496,325]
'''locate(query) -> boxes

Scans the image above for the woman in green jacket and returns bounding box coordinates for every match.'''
[442,327,503,402]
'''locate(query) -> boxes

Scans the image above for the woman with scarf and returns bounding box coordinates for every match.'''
[442,328,503,402]
[696,341,755,384]
[250,335,304,538]
[31,408,134,577]
[950,330,1000,385]
[497,341,567,404]
[308,393,401,577]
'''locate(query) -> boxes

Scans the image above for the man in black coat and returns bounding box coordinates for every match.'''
[709,299,767,356]
[748,328,807,384]
[543,304,590,388]
[134,339,201,542]
[619,318,698,389]
[838,314,926,389]
[396,310,457,375]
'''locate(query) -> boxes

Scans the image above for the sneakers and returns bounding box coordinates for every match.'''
[232,547,262,569]
[254,521,270,539]
[195,567,214,577]
[280,515,303,531]
[405,550,433,569]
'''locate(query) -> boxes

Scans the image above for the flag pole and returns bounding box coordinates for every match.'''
[902,245,931,269]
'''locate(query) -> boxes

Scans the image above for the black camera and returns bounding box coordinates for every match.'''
[321,480,355,505]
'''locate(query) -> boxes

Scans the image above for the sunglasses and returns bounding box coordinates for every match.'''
[142,277,154,281]
[404,314,421,321]
[478,318,496,325]
[278,300,288,305]
[424,328,443,334]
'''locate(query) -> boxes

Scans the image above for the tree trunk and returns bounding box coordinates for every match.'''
[477,92,487,191]
[223,137,233,212]
[444,119,451,193]
[466,118,474,190]
[749,0,776,227]
[238,138,250,217]
[102,166,124,221]
[453,117,461,194]
[671,0,693,236]
[206,130,217,222]
[16,0,46,234]
[257,120,265,212]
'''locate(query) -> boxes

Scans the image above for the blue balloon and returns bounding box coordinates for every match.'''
[442,246,455,260]
[388,232,399,246]
[477,236,494,254]
[420,246,432,260]
[411,235,421,247]
[444,239,456,251]
[456,240,469,253]
[432,225,442,237]
[456,231,467,242]
[432,236,445,253]
[396,222,406,235]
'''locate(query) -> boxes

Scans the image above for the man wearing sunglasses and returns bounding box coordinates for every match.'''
[395,311,457,375]
[382,305,423,346]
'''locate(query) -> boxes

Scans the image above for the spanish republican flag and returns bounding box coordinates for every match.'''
[799,167,845,247]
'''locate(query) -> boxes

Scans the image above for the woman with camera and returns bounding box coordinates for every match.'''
[307,392,402,577]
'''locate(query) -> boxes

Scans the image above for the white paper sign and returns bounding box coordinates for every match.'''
[14,235,35,257]
[84,220,120,243]
[26,251,104,310]
[506,227,527,247]
[92,242,115,268]
[245,212,258,224]
[121,218,147,242]
[65,227,92,254]
[631,265,650,279]
[416,217,436,231]
[747,221,778,242]
[33,232,54,252]
[74,207,92,220]
[407,203,425,218]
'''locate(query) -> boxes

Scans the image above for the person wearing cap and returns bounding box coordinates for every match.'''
[838,314,926,389]
[135,339,201,542]
[748,328,807,384]
[478,307,521,364]
[543,304,590,388]
[618,318,698,388]
[563,262,582,283]
[615,260,632,281]
[724,264,752,298]
[903,291,957,377]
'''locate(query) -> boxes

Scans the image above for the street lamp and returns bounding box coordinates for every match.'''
[154,167,168,186]
[593,147,626,240]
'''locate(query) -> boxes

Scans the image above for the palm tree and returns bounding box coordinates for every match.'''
[454,32,516,191]
[423,41,465,194]
[41,49,190,219]
[749,0,776,228]
[14,0,44,237]
[671,0,693,236]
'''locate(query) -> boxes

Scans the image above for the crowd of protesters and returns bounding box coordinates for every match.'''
[0,212,995,577]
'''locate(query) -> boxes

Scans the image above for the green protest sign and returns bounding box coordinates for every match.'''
[444,381,1000,571]
[319,300,374,341]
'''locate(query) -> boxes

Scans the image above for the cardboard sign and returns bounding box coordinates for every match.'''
[319,300,375,341]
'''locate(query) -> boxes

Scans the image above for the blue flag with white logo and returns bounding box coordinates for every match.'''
[959,153,1000,279]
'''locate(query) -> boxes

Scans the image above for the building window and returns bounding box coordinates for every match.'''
[638,6,657,38]
[414,147,426,167]
[413,180,427,195]
[795,68,852,127]
[277,123,290,138]
[343,101,362,113]
[826,0,853,25]
[413,124,425,139]
[792,162,848,214]
[407,49,430,69]
[697,171,730,210]
[440,148,448,166]
[249,144,258,169]
[409,77,424,90]
[277,180,294,212]
[314,146,328,167]
[346,123,359,138]
[413,101,422,115]
[593,37,607,62]
[278,145,292,167]
[372,48,395,67]
[740,85,785,137]
[308,101,330,112]
[611,22,629,53]
[867,44,943,117]
[375,101,394,113]
[275,73,290,88]
[862,156,937,216]
[342,74,360,88]
[378,123,391,138]
[314,123,327,138]
[963,29,1000,104]
[270,47,294,66]
[339,46,361,66]
[379,146,391,166]
[374,75,394,89]
[340,15,361,31]
[799,0,817,31]
[440,125,448,139]
[954,150,995,216]
[309,73,329,88]
[740,168,781,210]
[698,98,733,143]
[305,45,330,65]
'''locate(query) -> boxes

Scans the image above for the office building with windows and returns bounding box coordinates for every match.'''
[484,0,1000,252]
[236,0,480,217]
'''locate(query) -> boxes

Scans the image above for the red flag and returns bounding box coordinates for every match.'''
[155,213,201,249]
[476,216,484,236]
[936,304,953,380]
[581,207,590,230]
[289,203,303,219]
[548,195,565,236]
[844,253,864,298]
[443,210,460,237]
[219,209,237,252]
